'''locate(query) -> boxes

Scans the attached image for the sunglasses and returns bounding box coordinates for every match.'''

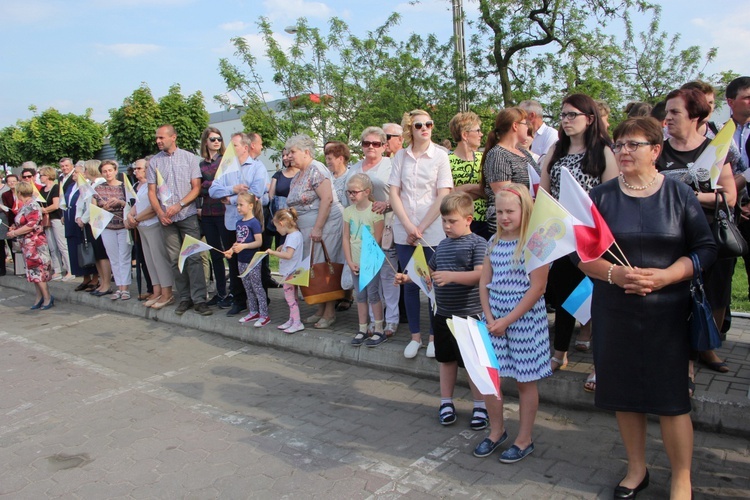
[208,137,222,142]
[22,175,33,179]
[362,141,383,148]
[413,121,434,130]
[386,134,401,140]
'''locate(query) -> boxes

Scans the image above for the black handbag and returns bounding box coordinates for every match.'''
[688,253,722,352]
[77,229,96,268]
[710,191,748,259]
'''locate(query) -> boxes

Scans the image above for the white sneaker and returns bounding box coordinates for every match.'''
[254,316,271,328]
[404,340,422,359]
[426,341,435,358]
[284,322,305,334]
[278,319,293,330]
[239,312,260,324]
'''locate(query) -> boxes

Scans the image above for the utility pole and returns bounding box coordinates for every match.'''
[452,0,468,112]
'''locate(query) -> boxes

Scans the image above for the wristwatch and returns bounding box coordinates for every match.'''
[179,200,185,208]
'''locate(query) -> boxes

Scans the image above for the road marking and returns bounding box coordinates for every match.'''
[35,313,111,332]
[0,294,24,303]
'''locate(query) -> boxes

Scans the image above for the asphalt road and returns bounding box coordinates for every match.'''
[0,289,747,499]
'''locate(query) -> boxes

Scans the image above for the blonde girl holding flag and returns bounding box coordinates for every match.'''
[475,184,551,464]
[223,193,269,327]
[266,208,305,334]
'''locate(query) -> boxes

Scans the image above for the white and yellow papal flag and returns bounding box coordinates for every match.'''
[692,119,736,189]
[214,140,240,179]
[88,203,114,240]
[178,234,215,273]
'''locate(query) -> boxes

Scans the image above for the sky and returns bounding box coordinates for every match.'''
[1,0,749,129]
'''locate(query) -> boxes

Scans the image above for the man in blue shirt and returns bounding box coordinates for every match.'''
[209,132,269,316]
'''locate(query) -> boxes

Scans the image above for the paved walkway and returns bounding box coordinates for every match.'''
[1,273,748,437]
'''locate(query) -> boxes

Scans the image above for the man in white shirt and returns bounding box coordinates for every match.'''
[519,100,558,158]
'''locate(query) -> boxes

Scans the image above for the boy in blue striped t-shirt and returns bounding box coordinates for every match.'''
[395,192,488,429]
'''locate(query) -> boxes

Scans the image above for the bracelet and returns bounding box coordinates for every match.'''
[607,263,617,285]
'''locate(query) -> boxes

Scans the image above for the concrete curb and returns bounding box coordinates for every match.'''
[4,276,749,437]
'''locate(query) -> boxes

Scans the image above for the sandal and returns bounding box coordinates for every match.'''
[470,407,489,431]
[439,402,456,426]
[85,281,99,291]
[120,291,131,301]
[384,322,398,338]
[314,316,336,329]
[574,339,591,352]
[701,359,729,373]
[584,372,596,393]
[551,355,567,372]
[75,281,90,292]
[688,377,696,398]
[335,299,353,312]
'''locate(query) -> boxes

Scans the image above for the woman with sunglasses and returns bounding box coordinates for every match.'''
[348,127,400,336]
[540,94,618,374]
[198,127,230,306]
[389,110,454,358]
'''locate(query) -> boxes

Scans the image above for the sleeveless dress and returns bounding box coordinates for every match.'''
[486,237,552,382]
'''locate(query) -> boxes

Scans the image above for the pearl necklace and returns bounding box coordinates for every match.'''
[619,172,657,191]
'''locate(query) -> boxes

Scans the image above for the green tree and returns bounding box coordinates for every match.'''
[216,15,460,155]
[15,107,104,165]
[0,126,24,166]
[109,83,208,164]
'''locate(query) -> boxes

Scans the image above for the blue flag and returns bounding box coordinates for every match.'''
[358,228,385,291]
[561,276,593,324]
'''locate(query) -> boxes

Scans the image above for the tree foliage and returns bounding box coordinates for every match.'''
[0,107,104,166]
[216,14,459,156]
[109,83,209,164]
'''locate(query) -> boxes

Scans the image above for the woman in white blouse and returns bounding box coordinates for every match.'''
[389,109,453,359]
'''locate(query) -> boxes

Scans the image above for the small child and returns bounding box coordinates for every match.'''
[224,192,269,327]
[395,192,489,430]
[342,174,386,347]
[474,183,551,464]
[266,208,304,334]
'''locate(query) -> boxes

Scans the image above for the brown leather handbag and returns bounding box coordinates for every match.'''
[300,240,345,305]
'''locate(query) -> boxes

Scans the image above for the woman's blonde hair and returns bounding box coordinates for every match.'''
[493,183,533,262]
[84,159,102,179]
[39,166,57,180]
[347,173,375,202]
[273,208,299,229]
[15,181,34,198]
[401,109,431,145]
[237,192,264,230]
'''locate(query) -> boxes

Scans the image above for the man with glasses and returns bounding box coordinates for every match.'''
[519,100,558,159]
[209,132,269,317]
[148,124,212,316]
[383,123,404,157]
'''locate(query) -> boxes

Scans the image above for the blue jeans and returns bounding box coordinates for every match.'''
[395,243,435,335]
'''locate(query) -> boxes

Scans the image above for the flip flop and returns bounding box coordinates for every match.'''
[583,372,596,393]
[703,360,729,373]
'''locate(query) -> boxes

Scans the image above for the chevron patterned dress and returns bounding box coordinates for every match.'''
[486,238,552,382]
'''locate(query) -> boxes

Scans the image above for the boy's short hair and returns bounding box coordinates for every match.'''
[440,192,474,218]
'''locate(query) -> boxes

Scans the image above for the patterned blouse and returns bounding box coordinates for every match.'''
[200,154,226,217]
[450,152,486,222]
[548,152,601,199]
[94,183,126,230]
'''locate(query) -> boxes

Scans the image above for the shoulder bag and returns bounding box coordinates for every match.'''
[688,253,722,352]
[77,228,96,268]
[300,239,345,305]
[710,191,748,259]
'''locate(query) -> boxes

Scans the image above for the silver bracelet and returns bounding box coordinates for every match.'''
[607,263,617,285]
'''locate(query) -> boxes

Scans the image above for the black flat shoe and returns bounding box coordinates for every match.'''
[75,282,90,291]
[614,469,649,499]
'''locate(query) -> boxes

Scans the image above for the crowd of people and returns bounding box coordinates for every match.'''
[2,76,749,499]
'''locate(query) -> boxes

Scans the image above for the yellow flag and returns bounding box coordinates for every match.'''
[156,169,173,205]
[523,188,578,274]
[123,173,137,200]
[215,140,240,179]
[178,234,214,272]
[30,183,45,204]
[284,259,310,286]
[691,119,736,189]
[88,203,114,239]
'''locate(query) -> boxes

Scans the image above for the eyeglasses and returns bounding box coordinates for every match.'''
[386,134,401,140]
[560,112,587,121]
[612,141,653,153]
[413,121,434,130]
[362,141,383,148]
[346,190,364,196]
[22,175,33,179]
[516,121,529,127]
[208,137,222,142]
